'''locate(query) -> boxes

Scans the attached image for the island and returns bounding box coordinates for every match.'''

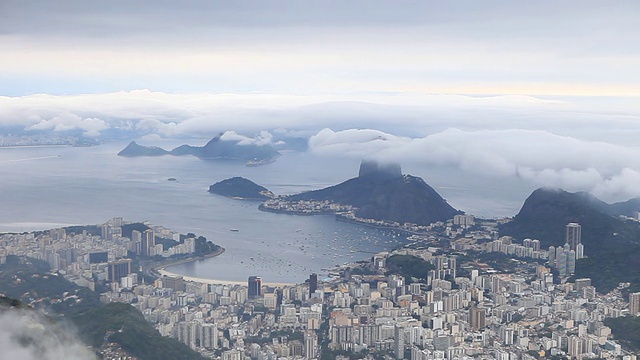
[118,132,281,166]
[208,177,275,200]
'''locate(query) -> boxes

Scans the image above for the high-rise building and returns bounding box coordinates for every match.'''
[309,273,318,297]
[394,324,405,359]
[576,243,585,259]
[568,335,583,358]
[107,258,132,282]
[531,239,541,252]
[557,251,568,276]
[469,306,486,330]
[630,292,640,316]
[304,331,318,359]
[567,250,576,275]
[248,276,262,298]
[142,229,155,257]
[162,275,186,291]
[566,223,582,251]
[575,278,592,292]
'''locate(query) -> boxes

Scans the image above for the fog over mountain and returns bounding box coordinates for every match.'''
[0,309,96,360]
[1,90,640,201]
[1,1,639,202]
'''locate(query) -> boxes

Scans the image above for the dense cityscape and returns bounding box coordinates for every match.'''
[1,214,639,360]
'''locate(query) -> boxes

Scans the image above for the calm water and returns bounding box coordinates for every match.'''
[0,142,535,283]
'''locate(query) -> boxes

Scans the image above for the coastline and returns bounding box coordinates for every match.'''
[151,247,295,287]
[156,268,295,287]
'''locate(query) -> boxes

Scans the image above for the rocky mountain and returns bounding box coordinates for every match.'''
[117,134,281,164]
[209,177,274,200]
[118,141,169,156]
[500,187,640,253]
[287,160,460,226]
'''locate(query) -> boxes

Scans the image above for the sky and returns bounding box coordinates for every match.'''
[1,0,638,96]
[1,1,640,202]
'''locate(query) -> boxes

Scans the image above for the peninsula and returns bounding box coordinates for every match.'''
[259,160,460,226]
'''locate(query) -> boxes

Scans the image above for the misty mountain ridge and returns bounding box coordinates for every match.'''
[500,187,640,254]
[118,133,281,164]
[286,160,461,226]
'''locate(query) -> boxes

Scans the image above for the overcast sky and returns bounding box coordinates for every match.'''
[1,0,638,96]
[2,1,640,202]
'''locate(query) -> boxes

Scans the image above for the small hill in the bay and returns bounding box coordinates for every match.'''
[117,133,281,165]
[209,177,274,200]
[287,160,460,226]
[118,141,169,156]
[500,187,640,254]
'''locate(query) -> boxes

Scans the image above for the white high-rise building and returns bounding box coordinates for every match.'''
[630,292,640,316]
[576,243,585,259]
[566,223,582,251]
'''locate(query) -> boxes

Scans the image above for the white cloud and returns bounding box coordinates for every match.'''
[27,113,107,137]
[220,130,274,146]
[0,309,96,360]
[3,90,640,201]
[308,128,640,201]
[2,90,638,142]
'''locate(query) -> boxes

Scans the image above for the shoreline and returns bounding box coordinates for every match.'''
[156,268,295,287]
[151,247,296,287]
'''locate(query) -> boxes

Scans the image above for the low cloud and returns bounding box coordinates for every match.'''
[220,130,274,146]
[27,113,107,137]
[309,128,640,201]
[0,309,96,360]
[1,90,638,144]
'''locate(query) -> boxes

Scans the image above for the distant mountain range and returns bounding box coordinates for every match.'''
[118,134,280,165]
[500,187,640,254]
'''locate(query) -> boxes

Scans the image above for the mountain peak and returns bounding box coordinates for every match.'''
[358,160,402,179]
[288,161,459,225]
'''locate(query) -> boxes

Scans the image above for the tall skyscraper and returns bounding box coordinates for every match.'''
[304,331,318,359]
[566,223,582,251]
[309,273,318,297]
[248,276,262,298]
[630,292,640,316]
[557,251,568,276]
[567,250,576,275]
[469,306,486,330]
[142,229,155,257]
[576,243,585,259]
[394,324,405,359]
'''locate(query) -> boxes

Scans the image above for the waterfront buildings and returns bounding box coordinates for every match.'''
[248,276,262,299]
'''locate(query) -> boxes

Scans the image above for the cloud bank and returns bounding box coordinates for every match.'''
[2,90,640,202]
[0,309,96,360]
[309,128,640,201]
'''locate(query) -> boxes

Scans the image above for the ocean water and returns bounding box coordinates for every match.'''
[0,142,535,283]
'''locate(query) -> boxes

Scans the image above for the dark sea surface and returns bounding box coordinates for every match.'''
[0,141,536,283]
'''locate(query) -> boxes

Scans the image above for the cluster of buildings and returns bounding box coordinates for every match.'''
[261,199,354,215]
[0,134,93,147]
[0,217,197,292]
[2,216,640,360]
